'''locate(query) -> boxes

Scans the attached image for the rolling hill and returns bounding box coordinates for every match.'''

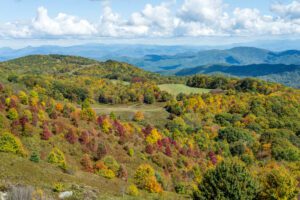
[175,63,300,88]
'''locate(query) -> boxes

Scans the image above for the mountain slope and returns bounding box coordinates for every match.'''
[0,54,178,83]
[175,63,300,88]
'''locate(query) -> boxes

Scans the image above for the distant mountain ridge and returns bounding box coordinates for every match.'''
[122,47,300,72]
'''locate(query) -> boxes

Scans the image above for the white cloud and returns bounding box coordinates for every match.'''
[179,0,225,23]
[32,7,97,36]
[1,1,300,39]
[271,1,300,19]
[0,22,31,38]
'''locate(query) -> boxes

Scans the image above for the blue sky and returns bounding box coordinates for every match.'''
[0,0,299,47]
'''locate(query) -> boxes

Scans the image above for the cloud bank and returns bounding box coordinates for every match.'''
[1,0,300,39]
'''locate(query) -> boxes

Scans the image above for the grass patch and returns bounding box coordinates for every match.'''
[158,84,210,96]
[91,103,169,128]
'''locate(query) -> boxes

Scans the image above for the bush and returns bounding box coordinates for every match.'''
[195,159,259,200]
[0,132,26,156]
[258,166,299,200]
[134,164,162,193]
[47,148,66,169]
[271,139,300,161]
[7,108,18,120]
[146,128,162,144]
[133,111,144,122]
[52,183,64,192]
[29,152,40,163]
[81,154,94,173]
[128,148,134,157]
[102,156,120,174]
[97,169,115,179]
[126,184,139,196]
[218,127,254,144]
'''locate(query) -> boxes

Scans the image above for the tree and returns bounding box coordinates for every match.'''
[47,147,66,169]
[41,125,52,140]
[133,111,144,122]
[258,165,298,200]
[30,152,40,163]
[134,164,162,193]
[7,108,19,120]
[0,132,26,156]
[144,93,155,104]
[81,154,94,173]
[195,160,259,200]
[65,128,78,144]
[146,128,162,144]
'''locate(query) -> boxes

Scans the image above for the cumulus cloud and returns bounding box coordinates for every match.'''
[97,2,176,37]
[271,1,300,19]
[1,0,300,39]
[32,7,97,36]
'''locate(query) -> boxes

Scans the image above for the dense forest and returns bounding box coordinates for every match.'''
[0,55,299,199]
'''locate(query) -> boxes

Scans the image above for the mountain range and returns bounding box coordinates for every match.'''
[1,44,300,88]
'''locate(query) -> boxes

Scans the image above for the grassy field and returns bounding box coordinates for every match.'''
[158,84,210,96]
[91,103,169,128]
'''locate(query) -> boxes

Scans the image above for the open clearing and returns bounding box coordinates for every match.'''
[92,103,169,128]
[158,84,210,96]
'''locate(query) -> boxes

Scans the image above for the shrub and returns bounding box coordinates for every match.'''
[271,139,300,161]
[146,128,162,144]
[218,127,253,144]
[133,111,144,122]
[134,164,162,193]
[47,148,66,169]
[102,156,120,174]
[258,166,298,200]
[128,148,134,157]
[195,159,259,200]
[0,132,26,156]
[7,108,19,120]
[52,183,64,192]
[41,126,52,140]
[81,154,94,173]
[118,164,128,181]
[29,152,40,163]
[19,91,29,105]
[126,184,139,196]
[65,128,78,144]
[97,169,115,179]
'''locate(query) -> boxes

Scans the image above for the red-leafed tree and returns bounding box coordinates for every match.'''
[165,145,172,157]
[145,144,154,155]
[81,154,94,173]
[208,151,217,165]
[79,130,90,145]
[41,125,52,140]
[65,128,78,144]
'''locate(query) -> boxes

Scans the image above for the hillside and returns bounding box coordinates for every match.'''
[0,55,172,83]
[175,63,300,88]
[0,55,299,199]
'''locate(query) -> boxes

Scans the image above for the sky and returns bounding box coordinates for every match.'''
[0,0,300,48]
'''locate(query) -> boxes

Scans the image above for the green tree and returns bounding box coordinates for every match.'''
[47,147,66,169]
[0,132,26,156]
[258,166,299,200]
[195,160,259,200]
